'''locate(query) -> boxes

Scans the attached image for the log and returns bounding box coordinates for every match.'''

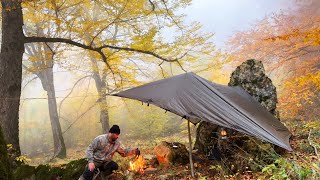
[154,141,189,166]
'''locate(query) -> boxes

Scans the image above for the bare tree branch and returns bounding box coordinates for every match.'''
[148,0,155,11]
[62,102,96,134]
[128,58,151,78]
[44,42,55,57]
[58,75,92,116]
[89,1,128,46]
[308,129,319,159]
[61,87,124,134]
[161,0,184,32]
[24,36,185,63]
[159,61,166,78]
[176,60,187,72]
[22,76,38,91]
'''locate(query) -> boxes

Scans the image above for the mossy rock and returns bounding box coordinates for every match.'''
[12,158,87,180]
[13,164,35,180]
[62,158,87,179]
[34,164,62,180]
[228,59,278,116]
[0,162,11,180]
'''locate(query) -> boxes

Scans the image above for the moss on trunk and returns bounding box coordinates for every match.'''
[0,126,11,180]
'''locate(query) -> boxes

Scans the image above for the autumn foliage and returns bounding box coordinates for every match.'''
[228,0,320,121]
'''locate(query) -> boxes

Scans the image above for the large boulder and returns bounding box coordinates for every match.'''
[228,59,279,117]
[193,59,282,173]
[228,59,286,154]
[154,141,189,166]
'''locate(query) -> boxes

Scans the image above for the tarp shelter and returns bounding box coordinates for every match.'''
[113,72,293,177]
[113,72,292,151]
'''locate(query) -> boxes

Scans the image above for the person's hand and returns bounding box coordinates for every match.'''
[135,148,140,157]
[88,162,95,172]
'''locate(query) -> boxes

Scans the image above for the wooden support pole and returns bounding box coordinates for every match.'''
[187,120,195,178]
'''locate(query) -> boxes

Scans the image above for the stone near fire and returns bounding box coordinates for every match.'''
[144,154,155,160]
[125,171,135,180]
[147,156,159,167]
[154,141,189,166]
[144,167,157,174]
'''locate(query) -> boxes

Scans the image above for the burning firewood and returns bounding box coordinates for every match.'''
[129,155,145,174]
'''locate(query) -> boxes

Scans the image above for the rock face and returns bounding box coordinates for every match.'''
[194,59,279,154]
[193,122,219,154]
[193,59,281,171]
[228,59,279,117]
[154,141,189,166]
[228,59,286,156]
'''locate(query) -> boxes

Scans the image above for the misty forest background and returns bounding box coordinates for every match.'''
[0,0,319,177]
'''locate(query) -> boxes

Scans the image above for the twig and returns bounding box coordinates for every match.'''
[159,61,166,78]
[308,129,319,159]
[22,74,38,91]
[294,152,320,174]
[62,102,97,134]
[148,0,155,11]
[58,75,91,116]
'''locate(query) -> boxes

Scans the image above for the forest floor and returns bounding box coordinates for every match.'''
[108,139,319,180]
[109,152,261,180]
[24,121,320,179]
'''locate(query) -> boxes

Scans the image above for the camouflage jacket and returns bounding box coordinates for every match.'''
[86,134,133,163]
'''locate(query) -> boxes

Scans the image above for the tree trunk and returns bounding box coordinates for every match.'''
[99,103,110,134]
[87,4,111,133]
[41,68,66,158]
[32,38,66,158]
[97,76,110,134]
[24,24,67,158]
[0,0,24,155]
[91,60,110,133]
[193,122,219,154]
[0,125,12,179]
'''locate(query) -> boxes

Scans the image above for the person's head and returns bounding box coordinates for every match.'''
[108,125,120,142]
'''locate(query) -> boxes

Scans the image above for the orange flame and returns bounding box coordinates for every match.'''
[129,155,145,174]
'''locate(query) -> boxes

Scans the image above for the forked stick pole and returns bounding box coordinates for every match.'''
[187,120,195,177]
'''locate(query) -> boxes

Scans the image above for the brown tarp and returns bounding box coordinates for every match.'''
[113,72,292,151]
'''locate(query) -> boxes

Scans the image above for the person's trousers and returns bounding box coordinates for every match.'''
[82,160,118,180]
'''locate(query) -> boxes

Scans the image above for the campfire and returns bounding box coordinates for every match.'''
[129,155,145,174]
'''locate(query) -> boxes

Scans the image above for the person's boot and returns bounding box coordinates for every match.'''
[100,171,107,180]
[78,175,86,180]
